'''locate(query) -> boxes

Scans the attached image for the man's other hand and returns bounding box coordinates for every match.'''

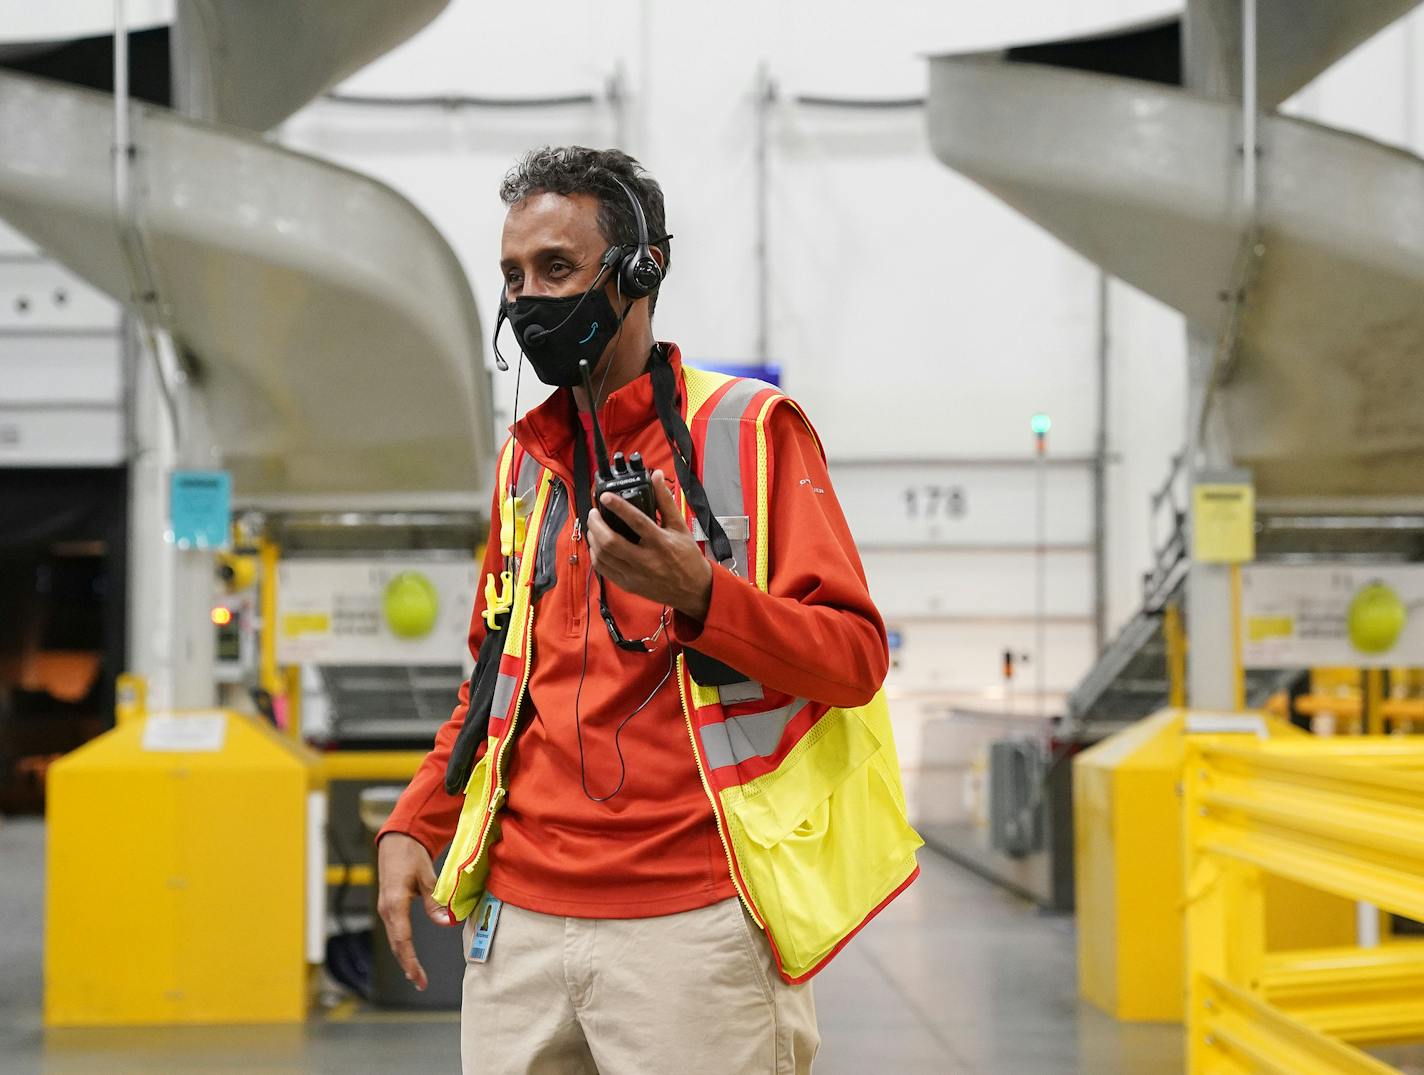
[376,832,456,991]
[587,468,713,622]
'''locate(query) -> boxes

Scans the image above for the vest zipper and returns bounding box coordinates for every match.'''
[677,654,765,930]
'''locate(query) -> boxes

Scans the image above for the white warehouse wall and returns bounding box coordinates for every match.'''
[278,0,1198,718]
[6,0,1419,723]
[0,0,172,41]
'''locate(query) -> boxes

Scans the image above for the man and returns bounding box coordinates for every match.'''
[377,146,921,1075]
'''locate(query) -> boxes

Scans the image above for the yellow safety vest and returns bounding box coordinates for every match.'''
[433,364,923,983]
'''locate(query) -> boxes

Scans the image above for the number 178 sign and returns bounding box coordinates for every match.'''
[903,485,967,519]
[829,463,1093,548]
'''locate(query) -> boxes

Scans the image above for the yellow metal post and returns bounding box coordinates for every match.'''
[1185,746,1268,1072]
[1182,748,1220,1075]
[1165,602,1187,709]
[1365,669,1386,737]
[259,537,283,700]
[1190,862,1269,1073]
[1230,564,1246,711]
[284,664,302,742]
[258,537,304,741]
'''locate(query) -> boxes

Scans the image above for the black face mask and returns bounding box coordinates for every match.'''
[498,278,623,388]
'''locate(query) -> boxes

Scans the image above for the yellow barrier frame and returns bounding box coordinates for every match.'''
[1185,736,1424,1074]
[1274,691,1424,733]
[314,751,427,783]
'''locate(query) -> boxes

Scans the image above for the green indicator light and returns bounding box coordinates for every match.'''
[1030,413,1052,436]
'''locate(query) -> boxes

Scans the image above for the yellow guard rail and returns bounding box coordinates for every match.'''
[1184,736,1424,1074]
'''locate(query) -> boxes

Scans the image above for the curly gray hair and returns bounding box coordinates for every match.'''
[499,146,671,314]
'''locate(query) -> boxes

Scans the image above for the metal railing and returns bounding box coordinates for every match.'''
[1185,736,1424,1074]
[1145,449,1191,611]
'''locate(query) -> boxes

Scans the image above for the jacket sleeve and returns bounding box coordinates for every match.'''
[671,400,888,708]
[376,480,507,859]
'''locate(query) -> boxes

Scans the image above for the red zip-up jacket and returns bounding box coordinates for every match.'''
[379,345,887,917]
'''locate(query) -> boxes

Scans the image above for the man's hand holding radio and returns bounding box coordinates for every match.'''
[587,468,713,623]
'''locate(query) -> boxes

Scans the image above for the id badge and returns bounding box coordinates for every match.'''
[468,893,503,963]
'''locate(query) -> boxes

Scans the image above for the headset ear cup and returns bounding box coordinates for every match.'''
[618,249,662,300]
[606,175,662,299]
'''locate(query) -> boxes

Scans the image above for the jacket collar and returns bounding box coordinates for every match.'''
[512,342,684,472]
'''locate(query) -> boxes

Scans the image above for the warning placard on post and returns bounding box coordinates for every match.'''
[169,470,232,551]
[1193,482,1255,563]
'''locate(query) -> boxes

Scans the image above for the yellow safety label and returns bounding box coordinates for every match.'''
[282,612,331,637]
[1247,616,1294,642]
[1193,483,1255,564]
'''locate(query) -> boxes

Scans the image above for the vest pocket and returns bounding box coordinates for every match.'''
[722,696,923,979]
[432,748,496,920]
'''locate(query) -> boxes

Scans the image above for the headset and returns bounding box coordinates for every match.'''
[607,175,664,299]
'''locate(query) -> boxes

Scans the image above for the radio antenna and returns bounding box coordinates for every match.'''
[578,359,615,480]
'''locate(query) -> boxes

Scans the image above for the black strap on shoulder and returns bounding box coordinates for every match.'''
[648,347,735,568]
[648,348,749,685]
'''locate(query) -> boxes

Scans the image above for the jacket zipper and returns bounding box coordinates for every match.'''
[677,654,765,929]
[567,515,584,635]
[538,481,566,585]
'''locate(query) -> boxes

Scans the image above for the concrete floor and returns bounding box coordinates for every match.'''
[1,815,1187,1074]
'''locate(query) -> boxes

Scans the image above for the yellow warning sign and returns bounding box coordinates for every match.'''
[1247,615,1293,642]
[1193,483,1255,563]
[282,612,331,638]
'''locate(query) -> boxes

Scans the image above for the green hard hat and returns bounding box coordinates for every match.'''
[1347,581,1406,656]
[384,571,440,639]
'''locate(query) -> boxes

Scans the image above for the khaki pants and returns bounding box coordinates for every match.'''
[460,896,819,1074]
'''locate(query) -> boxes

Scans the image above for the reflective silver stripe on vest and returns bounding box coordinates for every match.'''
[504,450,544,574]
[688,372,778,696]
[698,377,776,519]
[699,698,811,770]
[718,680,765,705]
[515,451,541,498]
[491,671,518,722]
[690,516,749,541]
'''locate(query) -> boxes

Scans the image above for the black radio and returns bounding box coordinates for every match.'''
[579,359,657,542]
[597,450,658,542]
